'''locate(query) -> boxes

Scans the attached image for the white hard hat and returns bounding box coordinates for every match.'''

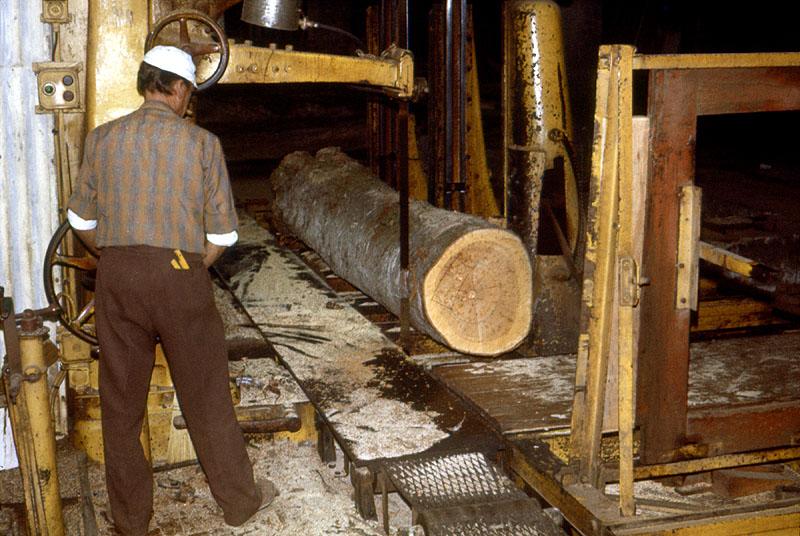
[143,45,197,88]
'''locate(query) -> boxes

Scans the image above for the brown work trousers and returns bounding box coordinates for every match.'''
[95,246,260,535]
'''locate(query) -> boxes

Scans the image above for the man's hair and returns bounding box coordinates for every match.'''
[136,62,190,96]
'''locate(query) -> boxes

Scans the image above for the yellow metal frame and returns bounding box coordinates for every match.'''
[198,42,415,99]
[506,47,800,536]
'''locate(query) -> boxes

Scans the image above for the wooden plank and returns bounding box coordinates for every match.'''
[694,297,788,332]
[569,44,621,481]
[603,116,649,432]
[612,504,800,535]
[676,185,702,311]
[429,356,575,434]
[615,45,636,517]
[687,402,800,455]
[633,52,800,71]
[637,68,696,463]
[695,67,800,115]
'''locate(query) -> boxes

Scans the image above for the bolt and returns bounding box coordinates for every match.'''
[248,63,258,73]
[19,310,42,333]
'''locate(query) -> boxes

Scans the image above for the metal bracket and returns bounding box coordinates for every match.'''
[32,62,84,113]
[619,257,640,307]
[41,0,70,24]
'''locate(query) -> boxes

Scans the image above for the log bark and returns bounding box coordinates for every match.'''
[268,148,532,356]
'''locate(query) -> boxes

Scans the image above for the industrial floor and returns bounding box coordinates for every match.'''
[87,439,395,535]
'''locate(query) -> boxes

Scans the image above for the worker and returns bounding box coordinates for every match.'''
[65,45,276,534]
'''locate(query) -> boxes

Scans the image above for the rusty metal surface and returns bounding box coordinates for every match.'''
[526,255,581,356]
[383,452,526,510]
[429,4,467,211]
[504,0,579,252]
[418,498,563,536]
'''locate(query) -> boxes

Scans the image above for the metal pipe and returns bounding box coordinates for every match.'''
[503,0,578,254]
[458,0,467,210]
[444,0,454,209]
[398,0,411,350]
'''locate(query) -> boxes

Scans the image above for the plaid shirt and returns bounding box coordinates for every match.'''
[68,101,237,253]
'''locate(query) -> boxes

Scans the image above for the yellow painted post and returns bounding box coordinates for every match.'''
[503,0,579,248]
[568,44,620,483]
[614,45,636,517]
[17,326,65,535]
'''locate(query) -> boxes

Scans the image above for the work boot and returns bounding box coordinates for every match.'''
[230,478,278,527]
[256,478,278,512]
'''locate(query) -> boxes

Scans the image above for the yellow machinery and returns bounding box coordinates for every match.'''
[1,295,65,536]
[5,0,800,534]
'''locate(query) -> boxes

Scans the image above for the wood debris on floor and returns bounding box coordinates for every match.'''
[87,438,391,535]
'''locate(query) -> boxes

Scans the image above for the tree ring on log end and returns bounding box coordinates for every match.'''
[423,229,533,356]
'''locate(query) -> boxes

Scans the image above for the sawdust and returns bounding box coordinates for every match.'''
[328,389,448,461]
[689,331,800,407]
[229,357,307,407]
[220,213,452,462]
[604,479,780,519]
[89,438,387,535]
[455,356,576,431]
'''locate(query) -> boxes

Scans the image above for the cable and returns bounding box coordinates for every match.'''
[300,18,365,52]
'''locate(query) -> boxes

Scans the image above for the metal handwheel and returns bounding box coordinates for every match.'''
[145,9,230,91]
[43,219,98,345]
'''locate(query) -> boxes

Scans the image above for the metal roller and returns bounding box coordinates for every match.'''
[241,0,300,30]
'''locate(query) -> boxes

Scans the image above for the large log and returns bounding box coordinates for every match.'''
[269,148,532,356]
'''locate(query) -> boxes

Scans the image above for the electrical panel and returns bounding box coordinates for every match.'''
[41,0,70,24]
[32,62,83,113]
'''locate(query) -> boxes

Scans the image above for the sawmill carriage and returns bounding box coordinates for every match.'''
[1,0,800,534]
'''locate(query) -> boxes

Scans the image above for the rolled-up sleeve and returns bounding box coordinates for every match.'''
[202,134,238,235]
[67,130,98,221]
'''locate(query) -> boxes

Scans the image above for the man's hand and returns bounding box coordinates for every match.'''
[203,242,226,268]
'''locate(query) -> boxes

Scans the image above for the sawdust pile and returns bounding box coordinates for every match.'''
[89,438,386,535]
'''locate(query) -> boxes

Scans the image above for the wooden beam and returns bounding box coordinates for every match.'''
[637,68,695,463]
[632,52,800,71]
[687,402,800,456]
[695,67,800,115]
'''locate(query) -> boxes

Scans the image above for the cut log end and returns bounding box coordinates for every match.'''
[423,229,533,356]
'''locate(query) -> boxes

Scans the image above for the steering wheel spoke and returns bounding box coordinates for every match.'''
[53,254,97,272]
[74,299,95,327]
[179,17,191,47]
